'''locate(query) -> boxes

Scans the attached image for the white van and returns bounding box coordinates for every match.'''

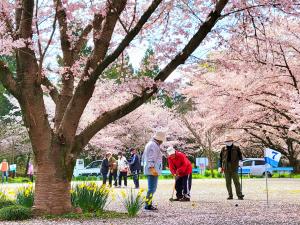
[73,159,103,177]
[241,158,273,177]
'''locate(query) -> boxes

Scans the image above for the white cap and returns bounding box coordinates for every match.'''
[153,131,166,142]
[167,146,176,156]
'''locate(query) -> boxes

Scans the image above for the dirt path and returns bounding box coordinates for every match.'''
[1,178,300,225]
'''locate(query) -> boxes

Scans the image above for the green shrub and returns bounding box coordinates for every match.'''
[0,205,32,221]
[0,200,15,209]
[16,185,34,208]
[204,170,211,177]
[216,172,223,178]
[192,174,204,179]
[159,174,173,179]
[72,176,99,181]
[72,176,87,181]
[120,188,145,217]
[292,174,300,178]
[0,190,6,200]
[71,182,110,212]
[8,177,31,183]
[0,189,15,209]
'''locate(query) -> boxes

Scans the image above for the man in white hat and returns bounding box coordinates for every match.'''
[167,146,192,201]
[142,131,166,210]
[219,136,244,200]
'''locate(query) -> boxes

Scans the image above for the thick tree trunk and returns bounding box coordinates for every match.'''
[33,142,74,215]
[288,157,300,173]
[208,157,215,178]
[34,166,72,215]
[24,153,31,176]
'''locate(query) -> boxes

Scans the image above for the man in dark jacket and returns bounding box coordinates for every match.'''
[167,147,192,202]
[219,136,244,200]
[101,152,110,186]
[129,148,140,189]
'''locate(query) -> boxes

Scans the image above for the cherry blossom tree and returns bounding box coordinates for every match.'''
[181,13,300,171]
[0,0,298,214]
[223,13,300,171]
[85,100,187,154]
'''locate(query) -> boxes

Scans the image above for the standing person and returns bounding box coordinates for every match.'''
[27,162,34,182]
[101,152,110,186]
[129,148,140,189]
[219,136,244,200]
[0,159,9,183]
[108,153,118,187]
[117,152,129,188]
[167,146,192,201]
[143,131,166,210]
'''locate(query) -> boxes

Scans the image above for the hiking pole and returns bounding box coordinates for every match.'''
[169,181,175,201]
[239,166,243,194]
[115,171,120,186]
[169,177,176,202]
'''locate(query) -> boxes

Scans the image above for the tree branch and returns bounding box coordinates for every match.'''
[41,77,59,104]
[15,3,22,32]
[279,44,299,93]
[221,3,281,18]
[73,24,93,55]
[53,0,72,64]
[90,0,127,69]
[19,0,34,39]
[181,115,205,148]
[73,0,229,151]
[0,61,19,98]
[60,0,163,144]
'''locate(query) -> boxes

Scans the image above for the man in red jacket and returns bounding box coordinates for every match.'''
[167,147,192,202]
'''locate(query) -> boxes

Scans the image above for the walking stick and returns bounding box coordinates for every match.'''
[169,177,177,202]
[239,166,243,194]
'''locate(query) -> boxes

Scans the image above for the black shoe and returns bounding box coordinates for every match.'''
[144,205,158,210]
[238,195,244,200]
[227,196,233,200]
[170,198,181,201]
[179,197,190,202]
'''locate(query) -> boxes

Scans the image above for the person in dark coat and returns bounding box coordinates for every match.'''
[219,136,244,200]
[101,152,110,185]
[129,148,141,189]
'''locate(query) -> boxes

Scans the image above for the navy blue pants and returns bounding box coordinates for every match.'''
[175,174,192,199]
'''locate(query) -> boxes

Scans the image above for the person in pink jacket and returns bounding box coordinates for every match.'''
[27,162,34,182]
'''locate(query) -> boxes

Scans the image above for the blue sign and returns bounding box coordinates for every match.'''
[9,164,16,171]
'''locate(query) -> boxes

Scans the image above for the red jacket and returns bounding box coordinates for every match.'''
[167,151,192,177]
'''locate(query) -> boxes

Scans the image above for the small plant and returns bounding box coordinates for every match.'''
[0,205,32,221]
[120,188,145,217]
[8,177,31,183]
[204,170,211,177]
[71,182,110,212]
[0,200,15,209]
[16,184,34,208]
[0,189,15,209]
[216,172,223,178]
[72,176,99,181]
